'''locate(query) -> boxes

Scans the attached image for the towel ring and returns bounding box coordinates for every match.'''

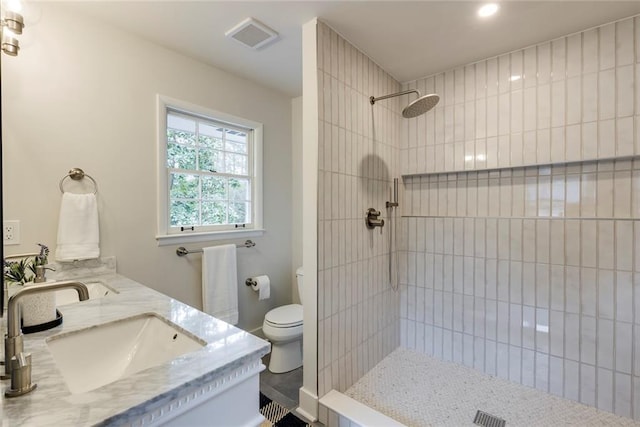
[59,168,98,195]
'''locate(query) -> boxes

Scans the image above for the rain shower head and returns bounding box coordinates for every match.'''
[370,90,440,118]
[403,94,440,118]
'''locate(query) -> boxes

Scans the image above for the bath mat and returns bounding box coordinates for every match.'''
[260,392,309,427]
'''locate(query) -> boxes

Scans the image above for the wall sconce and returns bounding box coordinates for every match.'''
[1,9,25,56]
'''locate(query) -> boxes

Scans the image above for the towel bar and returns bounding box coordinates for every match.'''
[176,240,256,257]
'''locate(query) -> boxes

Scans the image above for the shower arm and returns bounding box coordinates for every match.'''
[370,89,420,105]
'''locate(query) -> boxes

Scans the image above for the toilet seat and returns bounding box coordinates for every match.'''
[264,304,302,328]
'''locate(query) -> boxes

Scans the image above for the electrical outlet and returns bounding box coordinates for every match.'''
[3,220,20,245]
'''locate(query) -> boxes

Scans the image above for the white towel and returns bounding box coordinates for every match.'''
[55,192,100,262]
[202,245,238,325]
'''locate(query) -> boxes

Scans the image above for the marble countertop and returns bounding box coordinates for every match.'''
[0,261,270,426]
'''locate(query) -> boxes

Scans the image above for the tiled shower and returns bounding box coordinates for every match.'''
[316,13,640,423]
[316,21,402,398]
[400,15,640,419]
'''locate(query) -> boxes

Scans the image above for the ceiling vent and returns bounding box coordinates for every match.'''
[225,18,279,50]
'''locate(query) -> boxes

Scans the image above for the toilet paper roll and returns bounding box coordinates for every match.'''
[250,275,270,301]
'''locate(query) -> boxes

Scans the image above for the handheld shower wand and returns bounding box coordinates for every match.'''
[387,178,400,291]
[386,178,399,208]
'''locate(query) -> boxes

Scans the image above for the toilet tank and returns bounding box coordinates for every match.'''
[296,267,304,305]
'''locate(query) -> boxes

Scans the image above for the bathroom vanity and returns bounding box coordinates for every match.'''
[0,260,270,426]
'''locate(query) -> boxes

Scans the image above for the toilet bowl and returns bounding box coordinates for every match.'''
[262,268,303,373]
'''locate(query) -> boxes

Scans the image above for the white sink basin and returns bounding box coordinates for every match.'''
[46,313,206,394]
[7,281,119,306]
[55,281,119,306]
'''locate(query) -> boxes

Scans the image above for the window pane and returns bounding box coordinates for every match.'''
[167,129,196,145]
[226,153,248,175]
[199,124,223,150]
[167,143,197,169]
[199,149,214,172]
[229,178,250,201]
[229,202,249,224]
[213,150,225,173]
[202,201,227,225]
[167,114,196,133]
[170,200,198,226]
[226,130,246,141]
[202,176,226,200]
[226,130,247,154]
[199,123,223,139]
[226,139,247,154]
[169,173,199,199]
[198,134,223,150]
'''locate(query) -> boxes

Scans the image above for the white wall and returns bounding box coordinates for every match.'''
[2,3,293,332]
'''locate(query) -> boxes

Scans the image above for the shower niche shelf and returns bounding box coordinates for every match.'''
[401,154,640,179]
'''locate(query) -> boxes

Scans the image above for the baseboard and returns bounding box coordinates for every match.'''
[296,386,318,422]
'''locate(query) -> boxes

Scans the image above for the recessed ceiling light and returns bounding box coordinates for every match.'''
[478,3,500,18]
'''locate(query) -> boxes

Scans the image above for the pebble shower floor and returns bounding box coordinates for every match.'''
[344,348,639,426]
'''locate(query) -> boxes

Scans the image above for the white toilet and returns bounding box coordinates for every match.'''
[262,267,303,373]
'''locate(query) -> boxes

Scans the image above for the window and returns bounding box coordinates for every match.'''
[157,96,263,244]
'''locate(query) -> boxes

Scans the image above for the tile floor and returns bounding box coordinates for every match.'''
[260,353,303,411]
[345,347,640,426]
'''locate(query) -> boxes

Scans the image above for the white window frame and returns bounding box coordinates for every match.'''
[156,95,264,246]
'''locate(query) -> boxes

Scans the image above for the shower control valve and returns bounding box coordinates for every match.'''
[365,208,385,229]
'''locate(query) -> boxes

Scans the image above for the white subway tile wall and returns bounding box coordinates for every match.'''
[400,181,640,418]
[401,17,640,176]
[400,14,640,421]
[316,21,401,406]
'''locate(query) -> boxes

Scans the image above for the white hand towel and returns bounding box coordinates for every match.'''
[55,193,100,262]
[202,245,238,325]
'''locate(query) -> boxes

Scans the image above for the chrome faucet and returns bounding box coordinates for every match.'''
[3,280,89,397]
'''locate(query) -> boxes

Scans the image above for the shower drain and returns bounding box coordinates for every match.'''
[473,410,506,427]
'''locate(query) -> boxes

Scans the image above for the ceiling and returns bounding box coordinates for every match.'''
[59,1,640,97]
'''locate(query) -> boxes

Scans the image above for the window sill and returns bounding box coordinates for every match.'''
[156,229,265,246]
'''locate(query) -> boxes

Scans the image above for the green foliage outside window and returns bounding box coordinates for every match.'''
[167,120,251,228]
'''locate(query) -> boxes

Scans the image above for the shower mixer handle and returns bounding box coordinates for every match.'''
[365,208,385,229]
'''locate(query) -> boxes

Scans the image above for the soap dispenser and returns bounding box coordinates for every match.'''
[33,243,50,283]
[33,265,46,284]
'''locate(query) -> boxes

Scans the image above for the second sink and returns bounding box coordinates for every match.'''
[55,281,118,306]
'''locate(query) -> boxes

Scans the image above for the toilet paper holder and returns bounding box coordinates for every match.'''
[245,278,257,287]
